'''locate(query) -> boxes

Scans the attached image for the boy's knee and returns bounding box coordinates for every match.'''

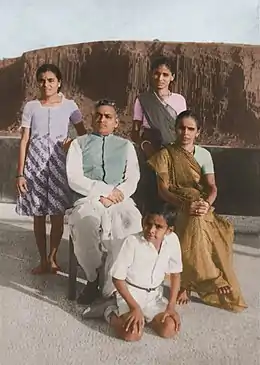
[122,331,143,342]
[158,317,177,339]
[121,321,143,342]
[113,314,143,342]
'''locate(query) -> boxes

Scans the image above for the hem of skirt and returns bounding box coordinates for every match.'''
[16,209,67,217]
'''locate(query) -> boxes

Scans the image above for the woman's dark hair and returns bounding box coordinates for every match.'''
[151,56,174,73]
[175,110,201,130]
[145,204,177,227]
[36,64,62,92]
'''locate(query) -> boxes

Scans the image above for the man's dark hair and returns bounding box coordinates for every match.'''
[95,99,118,114]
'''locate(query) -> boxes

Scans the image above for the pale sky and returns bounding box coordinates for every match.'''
[0,0,259,59]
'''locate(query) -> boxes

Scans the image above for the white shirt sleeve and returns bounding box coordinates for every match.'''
[66,138,114,198]
[201,150,214,175]
[21,102,32,128]
[166,233,183,274]
[181,97,187,112]
[110,236,136,280]
[116,142,140,200]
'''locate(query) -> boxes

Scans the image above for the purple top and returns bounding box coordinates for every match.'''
[21,95,82,141]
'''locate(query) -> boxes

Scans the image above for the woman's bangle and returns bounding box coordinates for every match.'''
[140,140,151,151]
[16,174,24,178]
[205,199,211,207]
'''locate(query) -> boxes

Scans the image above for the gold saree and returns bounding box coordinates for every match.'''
[148,144,247,312]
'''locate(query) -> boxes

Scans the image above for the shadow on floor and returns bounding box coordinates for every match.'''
[0,219,257,338]
[0,221,111,337]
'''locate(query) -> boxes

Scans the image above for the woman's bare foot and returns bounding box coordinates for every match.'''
[217,286,232,295]
[48,259,61,274]
[31,262,49,275]
[177,289,190,305]
[47,252,61,273]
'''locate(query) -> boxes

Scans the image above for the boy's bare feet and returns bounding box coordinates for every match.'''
[217,285,232,295]
[177,288,190,305]
[31,262,49,275]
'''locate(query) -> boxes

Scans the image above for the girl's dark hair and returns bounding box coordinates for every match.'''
[36,64,62,92]
[145,204,177,227]
[175,110,201,130]
[151,56,174,73]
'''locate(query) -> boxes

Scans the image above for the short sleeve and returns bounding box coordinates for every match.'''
[147,148,171,186]
[133,97,144,121]
[166,233,183,274]
[21,102,32,128]
[110,236,135,280]
[179,95,187,113]
[201,150,214,175]
[69,100,82,125]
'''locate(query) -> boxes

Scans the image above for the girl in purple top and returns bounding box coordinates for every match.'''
[16,64,86,275]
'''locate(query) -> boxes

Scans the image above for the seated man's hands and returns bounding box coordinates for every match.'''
[99,188,124,208]
[99,196,113,208]
[107,188,124,204]
[189,198,210,216]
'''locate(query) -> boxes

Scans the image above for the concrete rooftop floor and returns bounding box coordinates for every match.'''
[0,204,259,365]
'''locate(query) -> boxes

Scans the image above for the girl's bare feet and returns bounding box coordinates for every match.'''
[217,285,232,295]
[177,288,190,305]
[48,258,61,274]
[31,261,49,275]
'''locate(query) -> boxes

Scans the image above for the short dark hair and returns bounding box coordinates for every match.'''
[145,204,177,227]
[36,64,62,92]
[151,56,174,73]
[95,99,118,114]
[175,110,201,130]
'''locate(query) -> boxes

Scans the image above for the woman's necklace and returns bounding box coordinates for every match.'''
[40,94,62,106]
[182,145,195,154]
[153,90,171,105]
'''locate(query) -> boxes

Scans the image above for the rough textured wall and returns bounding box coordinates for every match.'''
[1,40,260,146]
[0,56,24,132]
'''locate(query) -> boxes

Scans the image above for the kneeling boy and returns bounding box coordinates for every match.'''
[104,205,182,341]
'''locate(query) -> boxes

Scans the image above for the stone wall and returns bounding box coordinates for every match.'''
[0,41,260,146]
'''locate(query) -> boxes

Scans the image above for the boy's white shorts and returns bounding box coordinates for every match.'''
[104,285,168,323]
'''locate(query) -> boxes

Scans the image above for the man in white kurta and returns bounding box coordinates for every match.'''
[66,100,142,304]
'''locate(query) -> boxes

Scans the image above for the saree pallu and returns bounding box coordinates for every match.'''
[148,144,247,312]
[136,92,178,213]
[139,91,177,150]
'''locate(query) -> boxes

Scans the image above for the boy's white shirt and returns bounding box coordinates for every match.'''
[110,232,183,289]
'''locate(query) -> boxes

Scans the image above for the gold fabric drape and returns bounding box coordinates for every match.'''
[148,145,247,312]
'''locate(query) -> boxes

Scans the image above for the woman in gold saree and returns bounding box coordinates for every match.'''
[148,110,247,312]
